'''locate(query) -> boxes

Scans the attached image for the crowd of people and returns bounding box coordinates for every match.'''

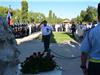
[52,21,97,41]
[10,22,39,38]
[54,23,71,32]
[11,20,97,41]
[75,21,97,40]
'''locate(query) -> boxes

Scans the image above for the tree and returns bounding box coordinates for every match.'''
[48,10,53,24]
[80,10,86,21]
[52,13,57,24]
[76,16,82,23]
[71,18,77,23]
[0,6,8,18]
[74,6,97,23]
[56,17,64,23]
[0,6,66,25]
[84,6,97,22]
[13,9,21,22]
[21,0,28,23]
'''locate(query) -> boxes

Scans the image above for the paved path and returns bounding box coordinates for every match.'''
[16,32,83,75]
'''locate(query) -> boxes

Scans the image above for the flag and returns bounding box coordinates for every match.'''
[6,6,13,25]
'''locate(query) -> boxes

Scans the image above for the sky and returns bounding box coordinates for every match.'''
[0,0,99,20]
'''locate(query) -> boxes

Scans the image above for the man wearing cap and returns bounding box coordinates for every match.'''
[80,3,100,75]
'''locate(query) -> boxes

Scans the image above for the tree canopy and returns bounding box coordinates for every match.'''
[0,0,69,25]
[21,0,28,23]
[71,6,97,23]
[0,6,65,25]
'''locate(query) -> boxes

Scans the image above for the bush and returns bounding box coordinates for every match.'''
[21,52,56,74]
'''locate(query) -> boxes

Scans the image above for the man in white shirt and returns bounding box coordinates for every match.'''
[40,20,53,52]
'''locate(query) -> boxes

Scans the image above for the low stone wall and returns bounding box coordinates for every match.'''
[16,32,41,44]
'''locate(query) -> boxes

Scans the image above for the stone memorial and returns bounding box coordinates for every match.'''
[0,16,20,75]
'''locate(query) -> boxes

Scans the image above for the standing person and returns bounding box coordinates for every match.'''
[76,23,84,41]
[28,22,32,35]
[80,3,100,75]
[86,22,92,30]
[39,20,53,52]
[71,23,76,37]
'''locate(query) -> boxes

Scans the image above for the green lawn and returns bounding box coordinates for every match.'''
[51,32,74,43]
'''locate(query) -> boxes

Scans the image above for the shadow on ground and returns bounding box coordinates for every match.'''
[62,32,76,40]
[50,33,57,43]
[62,32,81,43]
[50,41,82,75]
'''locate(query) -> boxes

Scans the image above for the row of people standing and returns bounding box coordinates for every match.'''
[54,21,97,41]
[54,23,71,32]
[11,23,39,38]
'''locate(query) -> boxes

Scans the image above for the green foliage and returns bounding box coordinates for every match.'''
[74,6,97,23]
[71,18,77,23]
[47,10,53,24]
[76,16,82,23]
[21,0,28,23]
[80,10,86,21]
[0,6,8,18]
[47,10,65,24]
[49,10,52,18]
[0,6,66,25]
[84,6,97,22]
[28,12,46,23]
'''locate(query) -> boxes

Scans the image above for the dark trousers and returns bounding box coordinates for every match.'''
[88,61,100,75]
[42,35,50,51]
[72,30,75,37]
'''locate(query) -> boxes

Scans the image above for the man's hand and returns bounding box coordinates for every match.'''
[82,68,88,75]
[80,64,88,75]
[80,52,88,75]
